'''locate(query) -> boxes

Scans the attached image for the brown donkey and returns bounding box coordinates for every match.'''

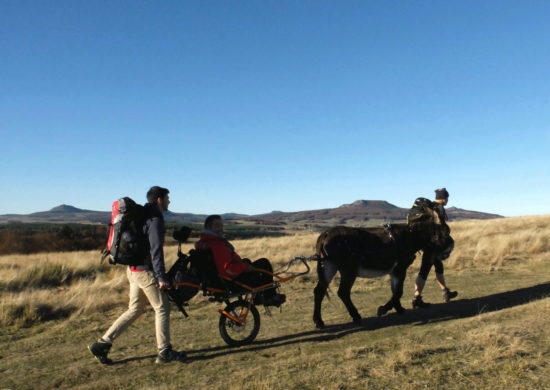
[312,198,450,329]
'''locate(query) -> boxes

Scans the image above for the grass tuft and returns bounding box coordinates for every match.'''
[0,302,74,327]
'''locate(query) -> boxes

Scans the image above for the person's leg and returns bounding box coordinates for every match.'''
[414,274,427,297]
[90,268,147,364]
[234,258,272,288]
[102,268,148,344]
[435,272,447,290]
[413,250,433,308]
[251,258,275,293]
[414,250,433,296]
[434,258,457,302]
[133,270,171,351]
[252,258,285,305]
[134,271,185,363]
[234,258,284,305]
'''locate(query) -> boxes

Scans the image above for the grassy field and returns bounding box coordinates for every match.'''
[0,215,549,389]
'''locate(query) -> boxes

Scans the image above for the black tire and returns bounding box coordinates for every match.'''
[219,300,261,347]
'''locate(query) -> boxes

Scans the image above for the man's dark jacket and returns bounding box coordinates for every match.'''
[131,202,169,284]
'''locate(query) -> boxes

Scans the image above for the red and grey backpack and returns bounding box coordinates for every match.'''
[101,197,148,266]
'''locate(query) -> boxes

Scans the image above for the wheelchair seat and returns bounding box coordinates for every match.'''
[187,249,234,293]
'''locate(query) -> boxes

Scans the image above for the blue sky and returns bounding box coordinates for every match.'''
[1,1,549,217]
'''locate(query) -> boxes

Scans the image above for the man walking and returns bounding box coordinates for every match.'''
[88,186,186,364]
[412,188,458,308]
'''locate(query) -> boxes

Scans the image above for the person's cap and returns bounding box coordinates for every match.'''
[435,188,449,200]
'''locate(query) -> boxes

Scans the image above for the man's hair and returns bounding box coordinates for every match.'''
[204,215,222,229]
[147,186,170,203]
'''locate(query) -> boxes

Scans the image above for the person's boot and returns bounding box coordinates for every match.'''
[412,295,431,309]
[155,346,187,364]
[443,288,458,303]
[88,340,113,365]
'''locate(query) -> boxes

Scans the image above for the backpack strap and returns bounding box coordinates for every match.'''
[100,249,111,264]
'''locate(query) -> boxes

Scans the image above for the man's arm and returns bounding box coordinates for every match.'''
[208,243,250,277]
[146,216,170,286]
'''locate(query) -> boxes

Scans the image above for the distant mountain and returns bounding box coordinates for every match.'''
[0,205,247,224]
[162,211,249,224]
[2,205,111,224]
[445,206,503,220]
[0,201,503,225]
[247,200,503,225]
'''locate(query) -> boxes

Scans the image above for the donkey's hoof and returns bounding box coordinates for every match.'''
[377,306,389,317]
[352,315,362,323]
[314,320,325,329]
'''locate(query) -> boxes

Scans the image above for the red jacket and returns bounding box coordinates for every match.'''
[195,233,249,279]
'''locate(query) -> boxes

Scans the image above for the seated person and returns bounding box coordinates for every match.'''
[195,215,285,306]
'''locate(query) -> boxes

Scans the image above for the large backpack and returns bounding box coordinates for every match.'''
[406,197,432,225]
[101,197,148,266]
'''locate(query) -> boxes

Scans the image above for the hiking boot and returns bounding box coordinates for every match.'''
[88,340,113,365]
[155,347,187,364]
[443,288,458,303]
[263,293,286,307]
[412,295,431,309]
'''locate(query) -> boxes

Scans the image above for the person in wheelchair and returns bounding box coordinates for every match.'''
[195,215,286,307]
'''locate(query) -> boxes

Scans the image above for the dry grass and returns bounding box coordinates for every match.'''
[447,214,550,270]
[1,215,549,327]
[0,215,549,389]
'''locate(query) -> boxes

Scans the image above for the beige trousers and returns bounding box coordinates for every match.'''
[102,268,171,350]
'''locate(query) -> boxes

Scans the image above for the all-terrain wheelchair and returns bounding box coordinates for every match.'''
[166,227,310,346]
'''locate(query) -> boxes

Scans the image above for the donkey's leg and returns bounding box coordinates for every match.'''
[377,259,411,316]
[389,267,407,314]
[337,269,361,323]
[313,259,338,329]
[391,255,415,313]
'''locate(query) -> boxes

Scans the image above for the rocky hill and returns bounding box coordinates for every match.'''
[0,205,245,224]
[247,200,503,225]
[0,200,503,225]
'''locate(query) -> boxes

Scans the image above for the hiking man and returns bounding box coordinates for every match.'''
[412,187,458,309]
[195,215,286,306]
[88,186,186,364]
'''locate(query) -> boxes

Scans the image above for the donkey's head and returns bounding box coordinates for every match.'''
[407,197,449,247]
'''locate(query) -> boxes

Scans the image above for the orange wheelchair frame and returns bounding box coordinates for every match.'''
[171,244,311,346]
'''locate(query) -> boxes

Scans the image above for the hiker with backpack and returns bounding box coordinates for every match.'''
[412,188,458,309]
[88,186,186,364]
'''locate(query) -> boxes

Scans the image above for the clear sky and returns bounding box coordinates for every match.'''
[1,1,549,217]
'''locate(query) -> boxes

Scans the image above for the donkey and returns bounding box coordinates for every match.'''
[312,198,450,329]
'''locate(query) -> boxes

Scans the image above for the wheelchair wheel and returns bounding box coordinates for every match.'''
[219,300,261,347]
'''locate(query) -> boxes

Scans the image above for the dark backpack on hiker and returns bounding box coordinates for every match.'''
[101,197,148,266]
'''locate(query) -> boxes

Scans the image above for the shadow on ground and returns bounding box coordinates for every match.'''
[185,281,550,362]
[112,282,550,364]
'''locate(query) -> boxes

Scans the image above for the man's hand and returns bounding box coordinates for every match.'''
[159,281,172,290]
